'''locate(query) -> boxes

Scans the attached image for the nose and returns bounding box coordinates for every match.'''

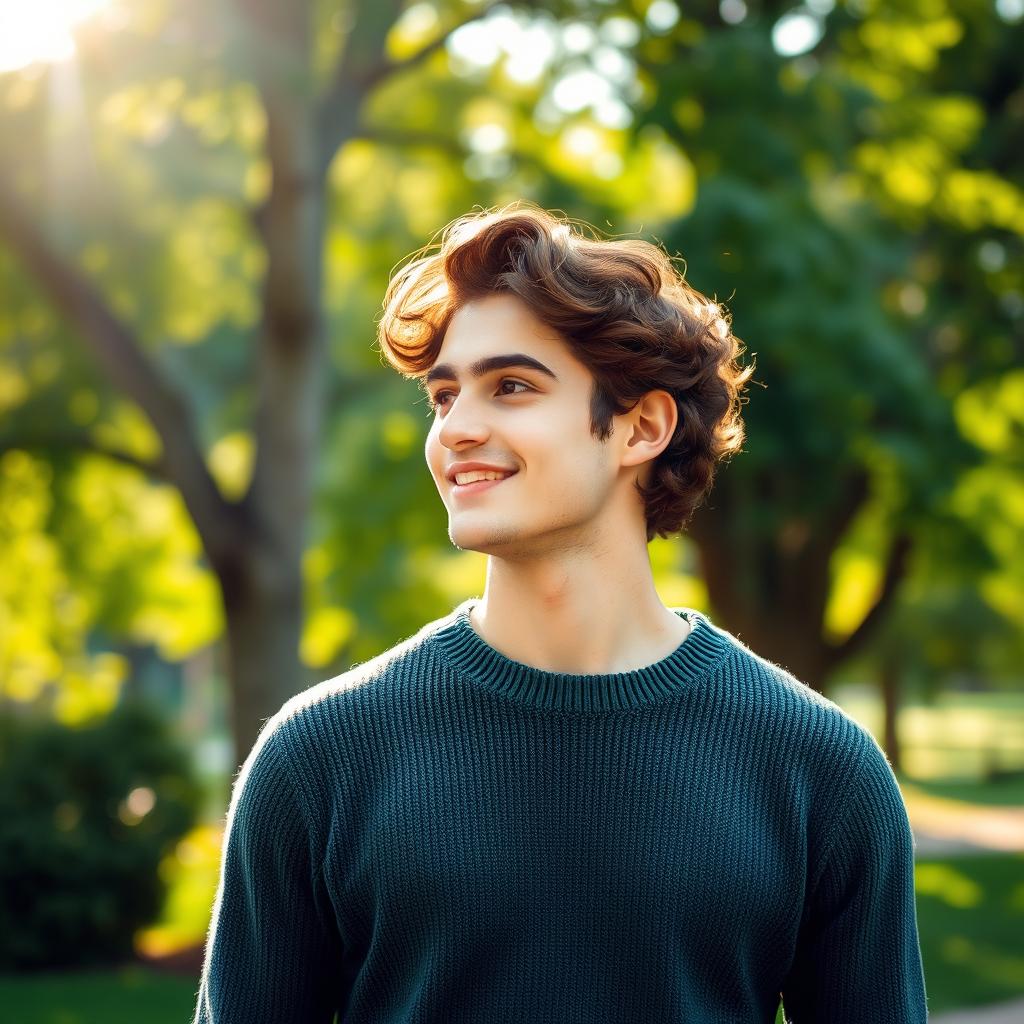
[436,392,491,450]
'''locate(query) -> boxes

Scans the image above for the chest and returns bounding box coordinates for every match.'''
[325,710,807,950]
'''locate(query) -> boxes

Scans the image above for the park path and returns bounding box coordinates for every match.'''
[902,782,1024,857]
[929,995,1024,1023]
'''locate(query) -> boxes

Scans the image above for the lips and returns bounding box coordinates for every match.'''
[453,470,515,485]
[445,463,518,484]
[451,472,517,497]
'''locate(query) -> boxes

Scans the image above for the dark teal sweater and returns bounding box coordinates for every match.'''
[194,599,928,1023]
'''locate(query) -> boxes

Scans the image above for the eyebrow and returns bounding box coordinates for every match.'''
[423,353,559,389]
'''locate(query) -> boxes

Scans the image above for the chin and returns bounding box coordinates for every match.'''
[447,518,521,552]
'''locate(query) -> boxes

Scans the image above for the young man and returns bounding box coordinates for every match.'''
[194,203,928,1023]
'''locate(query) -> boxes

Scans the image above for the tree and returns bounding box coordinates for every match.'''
[625,1,1023,706]
[1,0,1019,769]
[0,0,519,764]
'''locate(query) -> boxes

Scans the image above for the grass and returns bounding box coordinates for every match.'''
[909,774,1024,808]
[916,851,1024,1013]
[0,966,199,1024]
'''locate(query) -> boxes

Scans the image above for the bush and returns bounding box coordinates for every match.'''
[0,697,202,970]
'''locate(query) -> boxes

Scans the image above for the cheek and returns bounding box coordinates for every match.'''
[527,426,606,487]
[424,428,444,480]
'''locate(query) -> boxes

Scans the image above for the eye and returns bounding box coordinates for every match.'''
[427,378,533,414]
[427,388,454,412]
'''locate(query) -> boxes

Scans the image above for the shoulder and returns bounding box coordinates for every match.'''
[238,607,459,817]
[704,618,909,854]
[265,604,461,745]
[703,617,883,783]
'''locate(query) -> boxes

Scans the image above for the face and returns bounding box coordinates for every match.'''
[423,292,639,557]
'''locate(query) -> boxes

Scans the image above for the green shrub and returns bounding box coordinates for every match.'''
[0,697,202,970]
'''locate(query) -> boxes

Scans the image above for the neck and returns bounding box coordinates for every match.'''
[470,548,690,676]
[432,598,724,714]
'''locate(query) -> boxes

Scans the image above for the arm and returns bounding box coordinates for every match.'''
[780,734,928,1023]
[193,715,346,1024]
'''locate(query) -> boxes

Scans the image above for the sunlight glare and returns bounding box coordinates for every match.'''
[771,9,824,57]
[0,0,111,73]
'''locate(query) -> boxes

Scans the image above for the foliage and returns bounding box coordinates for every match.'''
[0,697,202,970]
[135,823,222,961]
[0,0,1021,731]
[0,446,221,715]
[915,851,1024,1012]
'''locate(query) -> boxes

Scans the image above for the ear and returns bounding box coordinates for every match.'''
[618,390,678,474]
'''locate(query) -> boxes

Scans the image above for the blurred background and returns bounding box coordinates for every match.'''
[0,0,1021,1021]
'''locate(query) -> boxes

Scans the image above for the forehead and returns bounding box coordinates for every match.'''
[432,293,574,370]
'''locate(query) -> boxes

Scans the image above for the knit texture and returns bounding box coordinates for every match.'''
[193,599,928,1023]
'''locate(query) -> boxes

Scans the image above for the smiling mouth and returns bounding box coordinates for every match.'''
[451,472,517,496]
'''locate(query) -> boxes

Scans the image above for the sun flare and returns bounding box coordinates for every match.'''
[0,0,111,74]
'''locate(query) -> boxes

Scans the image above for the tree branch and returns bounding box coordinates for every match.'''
[790,467,872,625]
[347,124,553,183]
[0,429,168,481]
[823,530,914,672]
[315,0,514,178]
[358,125,469,159]
[354,0,511,95]
[811,468,872,569]
[0,173,240,564]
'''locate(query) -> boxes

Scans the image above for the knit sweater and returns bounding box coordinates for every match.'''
[193,599,928,1023]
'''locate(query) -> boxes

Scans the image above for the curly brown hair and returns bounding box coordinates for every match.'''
[375,201,754,541]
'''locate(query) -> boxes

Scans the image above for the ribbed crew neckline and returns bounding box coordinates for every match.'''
[430,598,733,712]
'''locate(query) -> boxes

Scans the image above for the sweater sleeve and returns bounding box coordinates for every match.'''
[780,733,928,1023]
[193,716,346,1024]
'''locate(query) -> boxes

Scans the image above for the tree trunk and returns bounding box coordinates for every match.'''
[0,0,572,773]
[219,550,309,769]
[688,465,912,698]
[880,650,903,773]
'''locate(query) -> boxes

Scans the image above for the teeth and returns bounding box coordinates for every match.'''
[455,470,512,485]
